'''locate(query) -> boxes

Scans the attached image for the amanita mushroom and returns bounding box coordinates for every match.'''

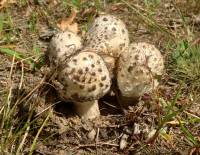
[84,14,129,77]
[117,42,164,99]
[47,31,82,67]
[55,51,111,119]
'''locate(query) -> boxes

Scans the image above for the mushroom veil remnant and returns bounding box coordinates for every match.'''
[55,51,111,119]
[117,42,164,98]
[84,14,129,77]
[47,31,82,67]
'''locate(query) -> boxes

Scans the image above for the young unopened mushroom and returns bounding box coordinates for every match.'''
[47,31,82,67]
[55,51,111,119]
[84,14,129,76]
[117,42,164,99]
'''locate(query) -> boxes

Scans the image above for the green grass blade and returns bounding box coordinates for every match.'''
[0,14,3,33]
[71,0,81,9]
[178,119,198,146]
[0,47,33,65]
[121,0,175,40]
[28,110,51,155]
[0,48,23,60]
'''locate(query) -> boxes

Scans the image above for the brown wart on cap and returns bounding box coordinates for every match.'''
[47,31,82,67]
[84,14,129,77]
[117,42,164,99]
[56,51,111,119]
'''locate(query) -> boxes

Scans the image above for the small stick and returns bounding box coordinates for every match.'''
[95,128,100,155]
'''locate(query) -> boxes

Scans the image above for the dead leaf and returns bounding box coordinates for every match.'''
[0,0,7,9]
[79,7,97,17]
[191,38,200,45]
[25,6,33,17]
[110,3,126,12]
[166,120,185,126]
[57,9,78,34]
[189,147,199,155]
[0,44,16,49]
[0,0,16,10]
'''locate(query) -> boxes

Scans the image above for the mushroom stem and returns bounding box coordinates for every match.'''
[74,100,100,119]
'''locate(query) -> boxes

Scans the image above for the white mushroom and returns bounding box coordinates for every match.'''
[117,42,164,98]
[56,51,111,119]
[84,14,129,76]
[47,31,82,67]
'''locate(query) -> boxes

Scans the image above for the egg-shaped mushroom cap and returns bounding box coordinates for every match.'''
[117,42,164,98]
[57,51,111,102]
[48,31,82,66]
[84,14,129,58]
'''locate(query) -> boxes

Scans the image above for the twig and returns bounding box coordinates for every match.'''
[34,101,61,118]
[95,128,100,155]
[19,61,24,90]
[184,111,200,119]
[102,101,119,109]
[18,76,45,104]
[74,142,119,150]
[7,54,15,112]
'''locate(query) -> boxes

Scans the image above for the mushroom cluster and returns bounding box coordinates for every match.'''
[117,42,164,98]
[47,14,164,119]
[56,50,111,119]
[48,31,82,67]
[84,14,129,77]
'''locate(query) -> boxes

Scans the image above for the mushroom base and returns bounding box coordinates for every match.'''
[74,100,100,120]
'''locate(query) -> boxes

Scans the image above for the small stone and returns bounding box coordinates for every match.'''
[133,123,141,135]
[146,129,157,140]
[119,134,129,150]
[87,129,96,141]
